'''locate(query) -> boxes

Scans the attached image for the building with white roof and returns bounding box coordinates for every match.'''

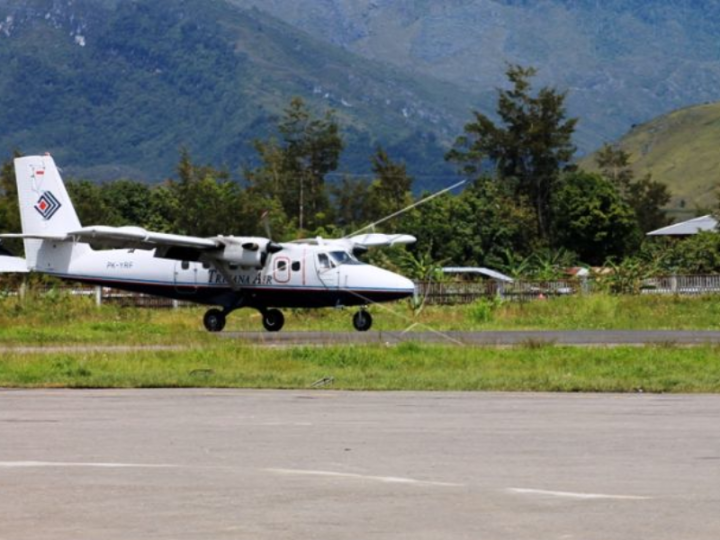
[646,215,718,236]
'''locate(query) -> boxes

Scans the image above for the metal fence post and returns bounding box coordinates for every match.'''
[95,286,102,307]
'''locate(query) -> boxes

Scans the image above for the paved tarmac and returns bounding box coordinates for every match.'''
[224,329,720,346]
[1,389,719,540]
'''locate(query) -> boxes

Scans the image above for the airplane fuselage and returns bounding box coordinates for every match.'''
[4,155,417,331]
[46,244,415,311]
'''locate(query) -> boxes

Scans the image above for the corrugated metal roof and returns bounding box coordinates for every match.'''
[646,215,718,236]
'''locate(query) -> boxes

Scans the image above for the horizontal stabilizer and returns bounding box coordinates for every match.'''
[0,245,28,272]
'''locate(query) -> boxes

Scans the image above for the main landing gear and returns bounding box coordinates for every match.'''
[202,307,285,332]
[203,308,226,332]
[203,307,370,332]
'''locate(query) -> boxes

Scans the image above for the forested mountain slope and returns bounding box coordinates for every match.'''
[0,0,475,187]
[582,102,720,210]
[229,0,720,153]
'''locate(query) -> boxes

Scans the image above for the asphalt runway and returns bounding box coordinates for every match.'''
[224,329,720,346]
[1,390,720,539]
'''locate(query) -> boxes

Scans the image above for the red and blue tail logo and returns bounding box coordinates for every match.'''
[34,191,62,220]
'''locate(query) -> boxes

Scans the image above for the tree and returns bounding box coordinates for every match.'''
[365,146,413,227]
[66,180,123,226]
[447,65,577,240]
[144,183,179,233]
[168,150,242,237]
[595,143,634,196]
[626,176,672,233]
[595,144,671,232]
[401,177,536,268]
[0,152,23,254]
[551,171,641,265]
[100,180,154,227]
[330,176,371,230]
[247,97,344,232]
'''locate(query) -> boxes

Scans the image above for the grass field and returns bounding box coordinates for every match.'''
[3,292,720,346]
[2,292,720,392]
[1,342,719,393]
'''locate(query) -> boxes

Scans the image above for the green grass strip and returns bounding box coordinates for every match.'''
[5,293,720,346]
[2,342,720,393]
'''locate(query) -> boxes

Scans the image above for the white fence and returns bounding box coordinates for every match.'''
[5,275,720,307]
[640,275,720,295]
[417,275,720,305]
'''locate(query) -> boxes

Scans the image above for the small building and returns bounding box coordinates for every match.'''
[646,215,718,237]
[441,267,514,283]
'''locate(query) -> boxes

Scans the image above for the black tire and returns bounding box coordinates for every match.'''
[262,309,285,332]
[353,310,372,332]
[203,308,226,332]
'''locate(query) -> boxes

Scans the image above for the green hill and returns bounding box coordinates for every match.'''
[227,0,720,155]
[581,102,720,212]
[0,0,477,189]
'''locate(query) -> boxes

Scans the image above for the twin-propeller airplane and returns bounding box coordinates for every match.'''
[0,155,417,332]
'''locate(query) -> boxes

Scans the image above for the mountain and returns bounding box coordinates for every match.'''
[581,101,720,212]
[227,0,720,154]
[0,0,478,188]
[4,0,718,190]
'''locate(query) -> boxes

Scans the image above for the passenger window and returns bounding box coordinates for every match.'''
[277,260,287,271]
[292,261,301,271]
[181,261,190,270]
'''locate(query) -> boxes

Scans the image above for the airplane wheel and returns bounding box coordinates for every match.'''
[262,309,285,332]
[203,308,226,332]
[353,310,372,332]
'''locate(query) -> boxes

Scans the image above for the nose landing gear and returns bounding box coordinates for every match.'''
[261,308,285,332]
[352,309,372,332]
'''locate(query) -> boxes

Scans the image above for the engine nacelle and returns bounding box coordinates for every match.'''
[216,237,281,268]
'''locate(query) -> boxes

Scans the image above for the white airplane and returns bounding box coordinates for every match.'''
[0,155,417,332]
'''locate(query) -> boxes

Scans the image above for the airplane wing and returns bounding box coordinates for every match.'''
[347,233,416,247]
[0,226,280,267]
[1,226,219,251]
[292,233,416,250]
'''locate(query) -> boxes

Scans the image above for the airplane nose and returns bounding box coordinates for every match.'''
[398,275,415,294]
[384,271,416,297]
[342,266,416,301]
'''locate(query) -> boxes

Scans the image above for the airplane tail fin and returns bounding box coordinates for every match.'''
[14,155,89,270]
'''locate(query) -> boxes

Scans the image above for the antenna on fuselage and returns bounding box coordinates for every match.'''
[347,179,466,237]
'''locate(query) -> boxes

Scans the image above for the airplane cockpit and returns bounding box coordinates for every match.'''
[328,251,362,266]
[318,251,362,269]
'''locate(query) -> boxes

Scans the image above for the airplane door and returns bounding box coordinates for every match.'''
[174,260,198,293]
[315,253,338,288]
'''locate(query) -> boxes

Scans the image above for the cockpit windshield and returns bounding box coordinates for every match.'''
[329,251,361,266]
